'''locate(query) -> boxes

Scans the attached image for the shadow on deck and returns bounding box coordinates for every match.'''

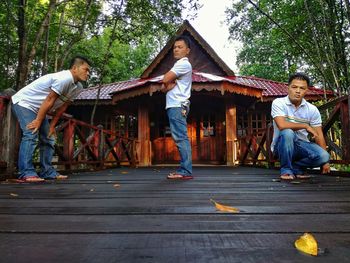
[0,166,350,263]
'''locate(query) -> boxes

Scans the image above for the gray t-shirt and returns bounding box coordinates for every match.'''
[165,57,192,109]
[271,96,322,151]
[12,70,83,113]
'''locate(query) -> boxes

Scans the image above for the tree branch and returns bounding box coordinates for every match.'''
[246,0,331,88]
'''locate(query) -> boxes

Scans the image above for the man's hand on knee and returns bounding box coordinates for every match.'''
[306,125,318,140]
[321,163,331,174]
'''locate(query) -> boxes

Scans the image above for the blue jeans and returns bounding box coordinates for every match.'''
[274,129,330,175]
[12,103,58,179]
[167,107,192,175]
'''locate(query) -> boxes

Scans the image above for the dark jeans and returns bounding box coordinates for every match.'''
[12,103,58,179]
[274,129,330,175]
[167,106,192,175]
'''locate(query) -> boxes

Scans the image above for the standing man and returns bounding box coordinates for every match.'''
[162,35,193,180]
[271,72,330,180]
[11,56,91,182]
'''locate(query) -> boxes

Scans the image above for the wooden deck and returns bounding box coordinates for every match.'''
[0,166,350,263]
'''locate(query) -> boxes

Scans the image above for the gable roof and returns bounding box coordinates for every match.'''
[76,71,331,103]
[141,20,234,78]
[75,20,333,104]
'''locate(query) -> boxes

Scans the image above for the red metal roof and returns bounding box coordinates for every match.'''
[236,75,332,98]
[76,72,332,101]
[77,79,144,100]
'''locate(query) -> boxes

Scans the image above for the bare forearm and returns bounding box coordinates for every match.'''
[277,121,308,131]
[36,99,55,123]
[316,138,327,150]
[274,117,319,139]
[161,82,176,92]
[161,71,177,92]
[314,130,327,150]
[50,103,69,128]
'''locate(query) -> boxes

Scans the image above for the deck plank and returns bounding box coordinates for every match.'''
[0,166,350,262]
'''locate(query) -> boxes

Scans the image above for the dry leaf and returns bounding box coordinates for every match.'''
[295,233,318,256]
[113,184,120,188]
[120,171,129,174]
[90,189,95,192]
[210,199,239,213]
[10,193,18,197]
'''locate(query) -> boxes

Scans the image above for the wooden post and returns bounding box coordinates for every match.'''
[340,96,350,161]
[226,101,237,166]
[63,119,75,170]
[97,125,104,169]
[138,102,151,166]
[0,97,18,178]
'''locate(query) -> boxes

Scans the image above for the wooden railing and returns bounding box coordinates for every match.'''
[239,127,274,167]
[0,96,11,171]
[240,95,350,167]
[0,96,138,176]
[51,114,138,170]
[318,95,350,163]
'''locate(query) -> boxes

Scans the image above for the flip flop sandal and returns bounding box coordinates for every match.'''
[44,175,68,180]
[296,174,311,179]
[55,175,68,180]
[280,174,296,181]
[167,173,193,180]
[20,176,45,183]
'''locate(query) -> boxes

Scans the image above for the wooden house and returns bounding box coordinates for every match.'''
[70,21,330,166]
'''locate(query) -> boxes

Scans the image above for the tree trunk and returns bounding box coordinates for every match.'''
[90,0,125,125]
[5,0,13,88]
[344,0,350,23]
[42,15,51,75]
[54,5,66,72]
[16,0,27,90]
[16,0,57,90]
[334,1,350,93]
[303,0,328,90]
[58,0,93,70]
[25,0,57,80]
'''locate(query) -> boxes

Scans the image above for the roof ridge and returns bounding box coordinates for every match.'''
[86,78,142,90]
[238,75,287,84]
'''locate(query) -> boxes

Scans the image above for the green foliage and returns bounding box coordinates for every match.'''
[0,0,200,91]
[226,0,350,93]
[0,0,17,91]
[70,30,156,84]
[333,164,350,172]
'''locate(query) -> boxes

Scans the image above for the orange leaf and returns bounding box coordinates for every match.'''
[120,171,129,174]
[295,233,318,256]
[210,199,239,213]
[113,184,120,188]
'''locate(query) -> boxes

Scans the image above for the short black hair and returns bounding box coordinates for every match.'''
[174,35,191,49]
[69,55,91,69]
[288,72,311,87]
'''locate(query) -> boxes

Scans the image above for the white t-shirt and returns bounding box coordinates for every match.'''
[12,70,83,113]
[166,57,192,109]
[271,96,322,151]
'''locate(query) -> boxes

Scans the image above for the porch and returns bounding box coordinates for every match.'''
[0,166,350,263]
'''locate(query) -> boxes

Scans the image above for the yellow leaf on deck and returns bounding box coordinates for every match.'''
[210,199,239,213]
[295,233,318,256]
[10,193,18,197]
[120,171,129,174]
